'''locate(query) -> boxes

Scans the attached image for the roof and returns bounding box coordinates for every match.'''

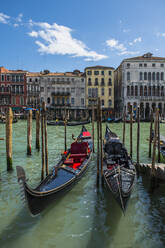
[85,65,115,70]
[0,66,27,74]
[123,53,165,62]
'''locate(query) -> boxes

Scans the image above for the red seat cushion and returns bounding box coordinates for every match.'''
[70,142,88,154]
[70,153,86,158]
[82,131,91,137]
[69,163,81,170]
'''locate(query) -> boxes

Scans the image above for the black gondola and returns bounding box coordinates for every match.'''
[16,126,93,216]
[103,125,136,213]
[47,120,90,126]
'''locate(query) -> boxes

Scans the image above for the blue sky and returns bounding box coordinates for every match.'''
[1,0,165,72]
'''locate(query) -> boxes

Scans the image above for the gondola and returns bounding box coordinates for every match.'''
[103,125,136,213]
[113,117,122,123]
[47,120,90,126]
[16,126,93,216]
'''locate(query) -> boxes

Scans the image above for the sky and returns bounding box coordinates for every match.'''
[1,0,165,72]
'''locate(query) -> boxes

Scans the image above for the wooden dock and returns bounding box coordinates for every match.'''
[135,163,165,182]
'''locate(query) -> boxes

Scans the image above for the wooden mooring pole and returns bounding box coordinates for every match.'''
[100,105,104,185]
[97,98,100,184]
[123,106,126,145]
[149,110,153,158]
[136,106,140,173]
[157,112,160,163]
[43,103,49,176]
[6,107,13,171]
[64,106,67,152]
[27,109,32,155]
[41,102,45,180]
[130,105,133,158]
[150,109,159,191]
[92,104,95,153]
[35,110,40,151]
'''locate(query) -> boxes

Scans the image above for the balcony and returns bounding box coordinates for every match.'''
[51,103,71,107]
[51,92,70,96]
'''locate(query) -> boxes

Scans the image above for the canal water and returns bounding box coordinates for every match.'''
[0,121,165,248]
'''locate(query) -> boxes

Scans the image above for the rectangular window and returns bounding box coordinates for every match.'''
[109,88,111,96]
[144,63,147,67]
[87,71,92,75]
[161,64,164,67]
[88,88,92,97]
[7,75,10,81]
[139,64,142,67]
[101,71,104,75]
[71,98,75,105]
[127,63,130,68]
[71,87,75,93]
[81,98,84,105]
[101,99,104,106]
[1,75,4,81]
[101,88,104,96]
[109,71,111,75]
[94,71,99,75]
[81,88,84,94]
[40,87,44,92]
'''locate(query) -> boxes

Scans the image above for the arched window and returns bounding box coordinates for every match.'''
[131,86,134,96]
[148,72,151,81]
[88,78,91,85]
[161,72,164,81]
[148,86,151,96]
[139,72,143,81]
[108,78,112,86]
[135,86,138,96]
[127,72,130,81]
[144,86,147,96]
[95,78,98,86]
[152,72,155,81]
[127,86,130,96]
[47,97,50,104]
[144,72,147,80]
[156,72,159,81]
[140,86,143,96]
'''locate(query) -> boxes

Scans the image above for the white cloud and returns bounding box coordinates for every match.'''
[0,13,10,24]
[129,37,142,46]
[28,21,108,61]
[123,29,130,33]
[13,23,19,27]
[16,13,23,23]
[157,32,165,37]
[106,39,126,52]
[106,38,139,56]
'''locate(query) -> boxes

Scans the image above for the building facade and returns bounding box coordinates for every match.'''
[115,53,165,118]
[85,66,115,117]
[0,66,27,113]
[40,70,86,120]
[26,72,40,108]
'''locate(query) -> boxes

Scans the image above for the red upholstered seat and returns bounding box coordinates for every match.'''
[70,142,88,154]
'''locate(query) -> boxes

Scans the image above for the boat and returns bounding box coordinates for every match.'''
[16,126,93,216]
[0,118,18,124]
[47,120,90,126]
[114,117,122,123]
[103,125,136,213]
[107,117,115,123]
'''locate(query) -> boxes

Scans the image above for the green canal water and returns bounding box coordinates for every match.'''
[0,121,165,248]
